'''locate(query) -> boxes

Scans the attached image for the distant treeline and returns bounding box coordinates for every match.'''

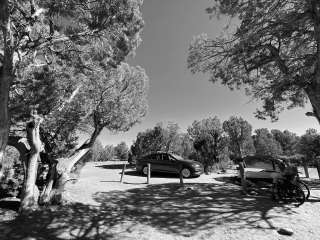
[91,116,320,173]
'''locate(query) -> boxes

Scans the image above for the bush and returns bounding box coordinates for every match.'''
[0,162,24,198]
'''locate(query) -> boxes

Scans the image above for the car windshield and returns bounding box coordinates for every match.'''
[170,153,183,160]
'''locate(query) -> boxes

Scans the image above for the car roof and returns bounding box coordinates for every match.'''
[141,151,166,157]
[141,151,183,158]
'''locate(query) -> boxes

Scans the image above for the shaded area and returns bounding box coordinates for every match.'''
[0,199,20,225]
[95,163,134,170]
[215,176,320,205]
[214,176,273,190]
[0,183,295,240]
[0,199,20,211]
[124,170,182,178]
[304,179,320,191]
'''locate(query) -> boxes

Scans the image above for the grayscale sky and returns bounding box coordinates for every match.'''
[98,0,319,147]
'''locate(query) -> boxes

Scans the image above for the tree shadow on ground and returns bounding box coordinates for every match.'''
[95,163,134,170]
[124,170,181,178]
[0,199,20,211]
[215,176,320,204]
[0,183,298,240]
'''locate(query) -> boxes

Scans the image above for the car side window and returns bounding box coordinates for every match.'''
[155,154,162,161]
[145,154,155,160]
[162,154,169,161]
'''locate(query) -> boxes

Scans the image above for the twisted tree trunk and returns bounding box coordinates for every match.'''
[8,112,101,208]
[20,113,43,211]
[39,160,57,205]
[39,149,90,205]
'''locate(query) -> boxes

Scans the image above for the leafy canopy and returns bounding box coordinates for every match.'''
[5,0,148,159]
[188,0,320,121]
[253,128,282,156]
[187,116,228,171]
[297,128,320,161]
[223,116,255,158]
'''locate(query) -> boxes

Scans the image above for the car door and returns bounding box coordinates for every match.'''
[156,153,178,173]
[147,153,161,171]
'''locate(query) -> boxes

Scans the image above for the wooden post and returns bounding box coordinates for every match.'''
[179,164,184,186]
[316,158,320,180]
[120,163,127,183]
[179,170,184,186]
[239,162,247,193]
[303,161,309,178]
[147,163,151,184]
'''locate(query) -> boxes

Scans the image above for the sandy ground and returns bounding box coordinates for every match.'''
[1,161,320,240]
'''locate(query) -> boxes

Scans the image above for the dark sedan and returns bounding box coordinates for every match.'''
[136,152,204,178]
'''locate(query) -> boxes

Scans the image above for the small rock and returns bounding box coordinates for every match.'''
[277,227,294,236]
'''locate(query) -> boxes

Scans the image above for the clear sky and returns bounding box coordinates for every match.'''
[98,0,319,147]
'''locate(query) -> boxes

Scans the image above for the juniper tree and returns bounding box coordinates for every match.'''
[188,0,320,123]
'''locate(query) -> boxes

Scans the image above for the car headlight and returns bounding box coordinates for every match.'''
[192,163,201,168]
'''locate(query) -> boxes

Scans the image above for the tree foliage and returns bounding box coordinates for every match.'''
[104,145,115,161]
[177,133,197,159]
[0,0,149,209]
[131,124,165,157]
[187,116,227,173]
[1,0,146,160]
[114,141,129,161]
[188,0,320,123]
[297,128,320,162]
[223,116,255,158]
[271,129,299,156]
[131,122,186,158]
[10,61,148,160]
[253,128,282,156]
[90,140,115,162]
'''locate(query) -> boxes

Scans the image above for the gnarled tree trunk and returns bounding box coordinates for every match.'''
[11,111,102,209]
[20,114,43,212]
[39,149,90,205]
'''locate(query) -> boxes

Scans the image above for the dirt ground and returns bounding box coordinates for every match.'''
[1,161,320,240]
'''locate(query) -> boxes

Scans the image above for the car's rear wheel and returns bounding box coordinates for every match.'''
[181,168,191,178]
[142,166,148,176]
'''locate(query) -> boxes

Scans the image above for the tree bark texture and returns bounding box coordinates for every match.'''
[39,161,57,205]
[0,0,13,168]
[305,86,320,124]
[0,70,10,164]
[20,114,43,211]
[38,149,90,205]
[0,69,11,177]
